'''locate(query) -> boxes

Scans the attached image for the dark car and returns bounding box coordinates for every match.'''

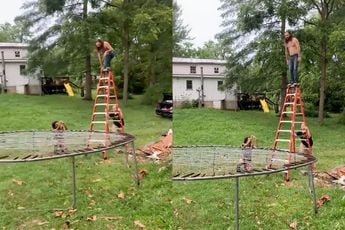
[155,93,173,118]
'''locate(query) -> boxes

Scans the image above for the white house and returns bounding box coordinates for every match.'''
[173,57,238,109]
[0,43,41,94]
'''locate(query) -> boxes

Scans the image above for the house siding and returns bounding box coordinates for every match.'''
[173,57,237,110]
[0,43,41,95]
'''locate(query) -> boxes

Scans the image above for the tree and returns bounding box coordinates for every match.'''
[0,20,30,43]
[99,0,172,104]
[173,1,190,57]
[218,0,307,114]
[302,0,345,123]
[18,0,102,100]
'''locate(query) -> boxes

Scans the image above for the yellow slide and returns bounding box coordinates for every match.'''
[260,99,269,113]
[64,83,74,96]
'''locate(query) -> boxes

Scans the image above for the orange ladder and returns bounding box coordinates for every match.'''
[271,85,312,180]
[88,70,124,159]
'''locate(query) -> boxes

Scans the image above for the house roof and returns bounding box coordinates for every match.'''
[0,43,29,48]
[173,57,227,65]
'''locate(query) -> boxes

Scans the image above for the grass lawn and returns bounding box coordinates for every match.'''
[173,108,345,230]
[0,93,173,229]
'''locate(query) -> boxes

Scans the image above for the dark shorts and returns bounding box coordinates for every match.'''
[113,118,124,128]
[302,136,313,148]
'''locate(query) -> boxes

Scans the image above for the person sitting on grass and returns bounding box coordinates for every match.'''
[236,135,257,172]
[296,123,313,155]
[52,120,68,154]
[109,104,124,132]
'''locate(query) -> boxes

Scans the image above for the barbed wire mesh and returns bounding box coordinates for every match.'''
[0,130,134,162]
[173,146,316,180]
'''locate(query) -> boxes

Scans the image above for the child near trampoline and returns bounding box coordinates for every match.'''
[109,104,124,132]
[296,123,313,155]
[52,120,68,154]
[95,38,115,71]
[237,135,257,172]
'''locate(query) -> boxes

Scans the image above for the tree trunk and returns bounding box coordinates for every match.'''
[318,35,327,123]
[279,2,287,115]
[122,24,130,104]
[83,0,92,100]
[149,50,156,86]
[122,0,130,104]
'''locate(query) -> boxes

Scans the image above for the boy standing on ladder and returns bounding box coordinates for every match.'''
[284,31,301,87]
[95,38,115,71]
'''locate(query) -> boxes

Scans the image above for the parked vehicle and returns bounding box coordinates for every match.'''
[155,93,173,118]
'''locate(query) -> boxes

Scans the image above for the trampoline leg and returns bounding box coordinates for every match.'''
[234,177,239,230]
[71,156,77,209]
[308,165,318,214]
[131,141,140,187]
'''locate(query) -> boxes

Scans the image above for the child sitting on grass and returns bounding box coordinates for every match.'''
[52,120,68,154]
[236,135,257,172]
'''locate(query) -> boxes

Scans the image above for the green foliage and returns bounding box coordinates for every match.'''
[180,100,192,109]
[338,109,345,125]
[173,2,191,56]
[0,20,30,43]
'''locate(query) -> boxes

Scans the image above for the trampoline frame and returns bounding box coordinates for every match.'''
[172,145,318,230]
[0,130,140,210]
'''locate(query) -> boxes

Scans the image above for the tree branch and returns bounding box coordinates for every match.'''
[100,0,120,8]
[311,0,322,15]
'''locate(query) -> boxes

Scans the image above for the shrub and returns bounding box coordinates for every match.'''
[181,100,192,109]
[338,109,345,125]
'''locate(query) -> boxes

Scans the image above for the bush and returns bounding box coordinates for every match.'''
[181,100,193,109]
[303,102,330,118]
[191,99,199,108]
[141,83,171,105]
[338,109,345,125]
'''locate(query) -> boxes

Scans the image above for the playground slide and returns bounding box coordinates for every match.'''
[64,83,74,96]
[260,99,269,113]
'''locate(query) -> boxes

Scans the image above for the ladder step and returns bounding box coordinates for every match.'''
[99,77,110,80]
[96,95,117,98]
[278,130,291,133]
[95,103,117,106]
[276,139,291,142]
[286,94,296,96]
[282,111,294,114]
[91,121,107,124]
[93,112,107,115]
[99,86,114,89]
[280,121,303,124]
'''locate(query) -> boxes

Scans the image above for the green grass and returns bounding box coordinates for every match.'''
[0,93,173,229]
[173,108,345,230]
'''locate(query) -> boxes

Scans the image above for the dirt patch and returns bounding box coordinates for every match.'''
[314,165,345,189]
[136,129,172,162]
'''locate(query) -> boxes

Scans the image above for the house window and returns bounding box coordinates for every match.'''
[190,66,196,74]
[20,65,26,75]
[15,51,20,57]
[217,80,223,90]
[214,67,219,73]
[186,80,193,90]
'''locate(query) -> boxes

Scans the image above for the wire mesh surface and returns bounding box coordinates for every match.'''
[173,146,316,180]
[0,130,134,163]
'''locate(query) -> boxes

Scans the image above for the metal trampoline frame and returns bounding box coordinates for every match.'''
[0,130,140,210]
[172,145,318,230]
